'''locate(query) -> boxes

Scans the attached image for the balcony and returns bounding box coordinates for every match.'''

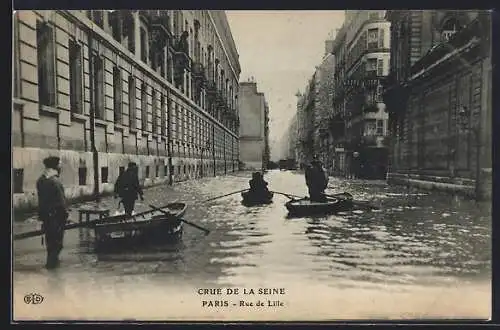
[151,12,172,41]
[192,62,206,81]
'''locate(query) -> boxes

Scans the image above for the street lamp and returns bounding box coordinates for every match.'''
[457,105,482,200]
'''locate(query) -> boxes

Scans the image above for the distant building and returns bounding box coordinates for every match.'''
[332,10,391,180]
[383,10,492,199]
[238,81,270,170]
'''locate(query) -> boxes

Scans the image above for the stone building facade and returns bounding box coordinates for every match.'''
[295,75,317,169]
[12,10,241,211]
[383,10,492,199]
[333,10,391,180]
[238,81,270,170]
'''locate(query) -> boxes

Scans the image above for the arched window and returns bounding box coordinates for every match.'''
[441,17,461,42]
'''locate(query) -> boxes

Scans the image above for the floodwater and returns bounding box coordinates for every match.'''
[12,170,491,321]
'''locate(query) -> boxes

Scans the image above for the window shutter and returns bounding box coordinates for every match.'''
[378,28,384,48]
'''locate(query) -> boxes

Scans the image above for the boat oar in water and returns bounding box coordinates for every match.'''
[324,192,379,210]
[201,189,249,203]
[270,191,303,200]
[13,203,172,241]
[148,204,210,235]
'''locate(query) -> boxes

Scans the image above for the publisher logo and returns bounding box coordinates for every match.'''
[24,293,44,305]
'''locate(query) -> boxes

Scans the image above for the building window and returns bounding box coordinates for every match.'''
[141,82,148,131]
[441,18,461,42]
[164,165,168,177]
[113,66,122,123]
[140,27,148,63]
[78,167,87,185]
[376,85,383,102]
[376,120,384,135]
[146,165,150,178]
[152,89,157,134]
[91,54,104,119]
[364,119,377,136]
[377,59,384,76]
[101,167,109,183]
[36,21,56,107]
[378,29,385,48]
[155,165,159,177]
[128,76,136,129]
[92,11,104,28]
[13,169,24,194]
[69,39,83,114]
[366,58,377,77]
[161,94,166,136]
[109,11,122,42]
[367,28,378,49]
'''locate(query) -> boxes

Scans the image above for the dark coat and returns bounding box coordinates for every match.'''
[114,168,143,201]
[36,169,68,222]
[305,164,328,192]
[249,178,269,192]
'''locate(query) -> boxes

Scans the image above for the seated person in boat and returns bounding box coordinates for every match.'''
[248,172,271,199]
[114,162,144,216]
[305,158,329,202]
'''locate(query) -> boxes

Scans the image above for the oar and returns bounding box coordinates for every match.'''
[270,191,303,200]
[13,202,174,241]
[201,189,249,203]
[148,204,210,235]
[324,193,379,210]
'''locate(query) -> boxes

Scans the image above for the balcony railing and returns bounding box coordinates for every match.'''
[151,12,172,40]
[192,62,206,81]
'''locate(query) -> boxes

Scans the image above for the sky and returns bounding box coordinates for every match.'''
[226,10,345,161]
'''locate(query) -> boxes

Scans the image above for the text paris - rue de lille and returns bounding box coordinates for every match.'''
[197,288,286,308]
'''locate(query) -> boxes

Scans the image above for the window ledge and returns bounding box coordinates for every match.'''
[71,113,87,122]
[95,118,107,127]
[13,98,26,110]
[40,105,60,116]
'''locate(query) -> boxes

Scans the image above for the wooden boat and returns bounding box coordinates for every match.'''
[285,193,353,216]
[241,191,274,207]
[93,202,187,250]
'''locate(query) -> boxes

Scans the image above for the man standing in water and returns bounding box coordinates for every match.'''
[114,162,144,216]
[36,156,69,269]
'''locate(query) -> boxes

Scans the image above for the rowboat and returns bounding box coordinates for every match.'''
[93,202,187,250]
[241,191,274,207]
[285,193,353,216]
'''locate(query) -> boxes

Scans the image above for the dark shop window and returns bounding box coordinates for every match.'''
[183,165,186,174]
[78,167,87,185]
[119,166,125,175]
[155,165,159,177]
[13,168,24,193]
[146,165,150,178]
[164,165,168,177]
[101,167,109,183]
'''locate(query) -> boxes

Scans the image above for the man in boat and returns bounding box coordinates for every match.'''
[36,156,69,269]
[114,162,144,216]
[248,172,271,199]
[305,157,329,202]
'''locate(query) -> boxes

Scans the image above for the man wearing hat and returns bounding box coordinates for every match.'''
[305,156,329,202]
[36,156,69,269]
[114,162,144,216]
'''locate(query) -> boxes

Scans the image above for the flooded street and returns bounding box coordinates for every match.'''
[13,170,491,321]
